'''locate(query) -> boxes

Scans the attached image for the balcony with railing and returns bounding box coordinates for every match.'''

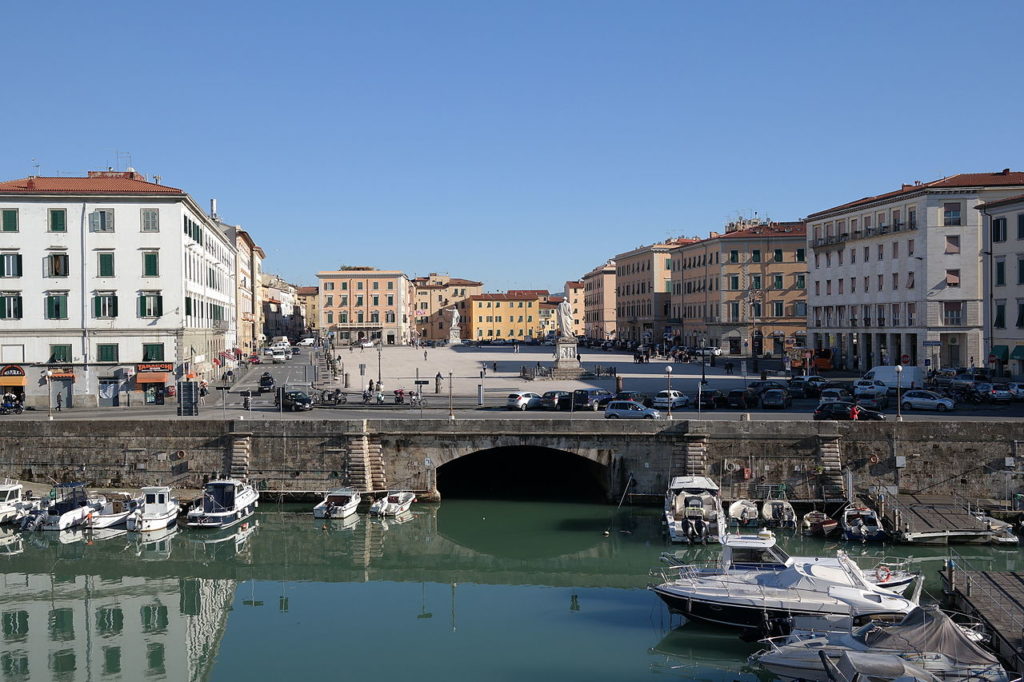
[812,219,917,249]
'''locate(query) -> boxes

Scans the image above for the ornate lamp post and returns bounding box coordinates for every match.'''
[896,364,903,422]
[45,370,53,420]
[665,366,673,421]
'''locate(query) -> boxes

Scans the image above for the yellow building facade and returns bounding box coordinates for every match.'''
[411,273,483,341]
[463,293,541,342]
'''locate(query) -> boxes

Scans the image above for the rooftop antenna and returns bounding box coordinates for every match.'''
[31,158,39,176]
[114,150,132,171]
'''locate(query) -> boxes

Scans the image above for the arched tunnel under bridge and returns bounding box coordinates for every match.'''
[436,446,610,502]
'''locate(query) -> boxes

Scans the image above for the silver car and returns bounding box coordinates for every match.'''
[604,400,660,419]
[900,390,954,412]
[506,392,542,411]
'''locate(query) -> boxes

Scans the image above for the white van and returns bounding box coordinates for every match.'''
[862,365,925,393]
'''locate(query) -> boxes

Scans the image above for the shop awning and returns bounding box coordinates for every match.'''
[1011,346,1024,361]
[49,371,75,379]
[136,373,168,384]
[990,345,1009,362]
[0,375,26,386]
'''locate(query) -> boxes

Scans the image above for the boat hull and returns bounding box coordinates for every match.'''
[127,509,179,532]
[650,586,843,629]
[186,501,257,529]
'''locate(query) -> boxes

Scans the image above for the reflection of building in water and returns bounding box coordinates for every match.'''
[0,572,235,680]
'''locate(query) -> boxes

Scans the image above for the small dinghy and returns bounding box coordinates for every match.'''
[314,488,361,519]
[87,493,142,529]
[802,510,839,537]
[842,507,888,542]
[729,499,760,527]
[369,491,415,516]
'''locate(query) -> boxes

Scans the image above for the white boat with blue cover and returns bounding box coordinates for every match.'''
[186,479,258,529]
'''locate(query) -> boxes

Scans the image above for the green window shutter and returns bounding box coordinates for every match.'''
[1,210,16,231]
[13,255,21,277]
[89,212,99,231]
[50,209,66,232]
[138,296,145,317]
[0,258,5,278]
[144,253,159,276]
[110,296,118,317]
[0,299,6,320]
[99,253,114,277]
[155,296,163,317]
[93,296,101,318]
[46,296,54,319]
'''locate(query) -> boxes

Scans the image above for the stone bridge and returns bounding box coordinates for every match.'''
[2,419,1022,504]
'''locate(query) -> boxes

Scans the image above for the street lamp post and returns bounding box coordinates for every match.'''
[700,338,708,386]
[448,371,454,420]
[377,341,383,385]
[665,366,673,421]
[45,370,53,420]
[896,364,903,422]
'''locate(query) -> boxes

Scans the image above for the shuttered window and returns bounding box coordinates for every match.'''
[1,209,17,232]
[49,209,66,232]
[97,344,119,362]
[0,254,22,278]
[138,293,163,318]
[45,294,68,319]
[98,252,115,277]
[142,252,159,277]
[49,345,72,363]
[0,294,22,319]
[142,344,164,361]
[93,293,118,318]
[140,208,159,232]
[89,209,114,232]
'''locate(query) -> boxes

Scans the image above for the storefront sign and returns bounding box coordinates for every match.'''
[137,363,173,373]
[0,365,24,377]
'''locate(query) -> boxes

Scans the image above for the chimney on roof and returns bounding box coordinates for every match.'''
[210,199,218,219]
[1003,168,1011,175]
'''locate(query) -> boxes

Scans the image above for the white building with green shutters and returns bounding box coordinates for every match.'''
[0,170,235,409]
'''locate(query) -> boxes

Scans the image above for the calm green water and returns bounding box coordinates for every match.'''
[1,501,1022,681]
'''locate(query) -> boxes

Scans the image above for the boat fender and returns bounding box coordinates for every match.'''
[869,454,879,464]
[875,565,892,583]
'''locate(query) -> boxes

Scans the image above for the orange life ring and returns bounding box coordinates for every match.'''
[875,565,892,583]
[869,455,879,464]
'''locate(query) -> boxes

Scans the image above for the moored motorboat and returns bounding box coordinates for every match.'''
[21,483,93,531]
[313,487,361,519]
[0,479,41,525]
[664,476,724,544]
[803,510,839,537]
[87,493,142,529]
[762,498,797,529]
[186,479,259,529]
[975,514,1019,546]
[750,605,1008,682]
[728,499,760,527]
[369,491,415,516]
[842,507,888,542]
[649,535,919,632]
[127,486,180,532]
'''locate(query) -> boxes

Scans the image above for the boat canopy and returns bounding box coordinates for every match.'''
[667,476,719,493]
[831,651,939,682]
[861,606,999,667]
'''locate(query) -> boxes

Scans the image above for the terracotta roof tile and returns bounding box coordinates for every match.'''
[0,173,184,195]
[295,286,319,295]
[809,171,1024,218]
[468,293,539,302]
[976,193,1024,210]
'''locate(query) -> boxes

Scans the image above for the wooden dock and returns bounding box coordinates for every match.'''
[877,493,993,544]
[942,552,1024,674]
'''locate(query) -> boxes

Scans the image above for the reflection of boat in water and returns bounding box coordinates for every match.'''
[85,526,130,542]
[317,513,360,532]
[0,527,23,556]
[371,510,413,530]
[313,487,361,519]
[664,476,724,544]
[187,519,259,557]
[648,624,762,679]
[134,525,179,560]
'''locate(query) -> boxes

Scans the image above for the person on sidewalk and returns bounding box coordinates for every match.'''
[55,393,62,412]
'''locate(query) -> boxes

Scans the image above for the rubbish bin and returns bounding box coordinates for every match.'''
[615,376,624,393]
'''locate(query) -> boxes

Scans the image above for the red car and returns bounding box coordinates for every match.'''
[248,354,261,364]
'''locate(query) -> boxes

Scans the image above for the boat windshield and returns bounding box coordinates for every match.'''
[730,546,790,567]
[203,484,236,513]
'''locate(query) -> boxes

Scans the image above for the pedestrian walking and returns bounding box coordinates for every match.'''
[55,393,62,413]
[368,380,374,393]
[424,350,428,361]
[576,352,582,366]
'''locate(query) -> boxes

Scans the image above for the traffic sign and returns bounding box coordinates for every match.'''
[414,380,429,385]
[901,354,910,363]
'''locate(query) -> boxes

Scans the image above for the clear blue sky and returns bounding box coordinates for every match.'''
[3,1,1022,293]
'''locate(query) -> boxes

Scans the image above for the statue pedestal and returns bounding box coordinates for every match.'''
[551,337,585,379]
[448,331,461,346]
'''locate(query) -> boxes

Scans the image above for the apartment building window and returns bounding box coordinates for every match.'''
[826,280,832,295]
[728,250,738,264]
[356,282,363,290]
[907,271,915,289]
[341,296,348,306]
[815,281,821,296]
[356,295,363,306]
[864,247,869,262]
[892,209,901,229]
[772,274,783,289]
[995,301,1006,328]
[0,292,22,319]
[49,344,72,363]
[1018,301,1024,328]
[850,278,856,293]
[1018,215,1024,239]
[386,311,396,323]
[943,302,963,326]
[908,208,917,229]
[141,208,160,232]
[877,211,886,227]
[993,217,1008,243]
[46,253,70,277]
[814,253,820,268]
[98,252,115,277]
[864,276,869,291]
[96,344,119,363]
[387,281,394,290]
[796,248,805,262]
[945,270,960,287]
[877,274,884,290]
[325,312,333,324]
[1,209,17,232]
[142,344,164,361]
[0,253,22,277]
[996,259,1006,286]
[324,282,334,291]
[892,273,899,289]
[371,281,379,290]
[89,209,115,232]
[772,248,783,262]
[892,242,899,258]
[795,274,805,289]
[945,235,960,254]
[943,202,961,226]
[876,304,886,326]
[877,244,883,260]
[137,292,163,318]
[908,239,915,256]
[730,302,740,321]
[850,248,856,264]
[863,215,872,229]
[93,292,118,318]
[340,312,348,323]
[751,302,762,317]
[772,301,784,316]
[907,303,916,326]
[357,312,364,323]
[729,275,739,290]
[49,208,67,232]
[45,292,68,319]
[142,252,159,277]
[835,279,843,295]
[372,295,379,306]
[751,275,762,289]
[751,249,761,263]
[837,250,843,265]
[370,311,379,323]
[825,253,831,268]
[1019,258,1024,285]
[325,295,333,307]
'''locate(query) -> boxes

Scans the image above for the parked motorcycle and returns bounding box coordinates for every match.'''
[0,401,24,415]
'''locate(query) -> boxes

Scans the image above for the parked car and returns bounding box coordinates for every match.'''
[258,373,275,393]
[760,389,792,409]
[899,389,954,412]
[506,392,543,411]
[987,383,1014,403]
[290,346,301,355]
[248,354,261,364]
[855,395,889,411]
[694,347,723,356]
[613,391,653,407]
[1006,382,1024,400]
[747,380,788,396]
[297,338,316,346]
[540,390,572,410]
[930,369,958,388]
[813,401,885,421]
[281,390,312,411]
[573,388,614,411]
[604,400,660,420]
[950,374,977,390]
[694,389,727,409]
[652,389,690,409]
[852,379,888,399]
[726,388,758,409]
[272,351,288,364]
[787,377,819,399]
[818,388,852,404]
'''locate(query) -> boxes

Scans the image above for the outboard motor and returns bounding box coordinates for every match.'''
[692,517,707,544]
[679,517,692,544]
